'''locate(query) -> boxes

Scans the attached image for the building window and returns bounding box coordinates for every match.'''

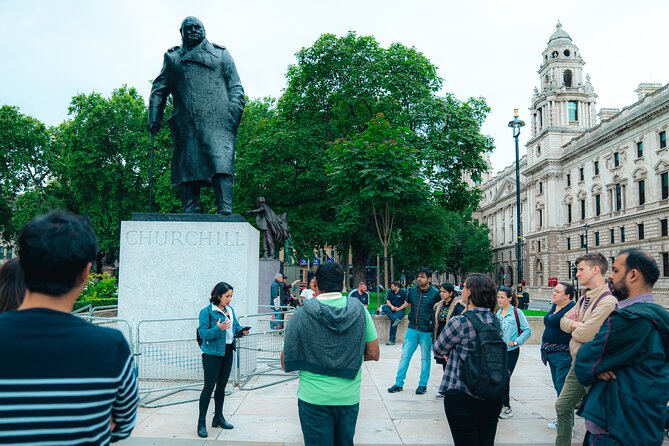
[538,209,543,228]
[615,184,622,211]
[662,172,669,200]
[567,204,572,223]
[579,168,584,182]
[663,253,669,277]
[0,249,4,260]
[661,219,668,237]
[638,179,645,205]
[568,101,578,121]
[614,152,620,167]
[567,261,573,279]
[595,194,601,216]
[595,231,600,246]
[538,240,541,252]
[638,223,645,240]
[580,199,586,220]
[567,237,571,250]
[594,160,599,175]
[661,131,667,149]
[620,226,625,243]
[537,145,542,156]
[566,174,571,187]
[6,248,11,259]
[564,69,573,87]
[539,182,543,194]
[610,228,615,244]
[637,141,643,158]
[538,109,543,127]
[580,234,586,248]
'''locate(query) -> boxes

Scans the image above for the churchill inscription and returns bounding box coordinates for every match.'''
[125,230,245,247]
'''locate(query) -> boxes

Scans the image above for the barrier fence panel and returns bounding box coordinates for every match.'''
[134,317,215,408]
[76,315,133,347]
[236,310,298,390]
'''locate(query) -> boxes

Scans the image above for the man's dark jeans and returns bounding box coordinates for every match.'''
[297,399,359,446]
[380,305,405,342]
[445,390,501,446]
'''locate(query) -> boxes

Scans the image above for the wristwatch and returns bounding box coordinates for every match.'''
[513,341,519,347]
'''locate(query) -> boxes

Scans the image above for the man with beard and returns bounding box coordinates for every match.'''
[148,16,245,214]
[574,248,669,445]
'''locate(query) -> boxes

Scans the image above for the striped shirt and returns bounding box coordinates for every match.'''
[433,307,496,397]
[0,308,138,445]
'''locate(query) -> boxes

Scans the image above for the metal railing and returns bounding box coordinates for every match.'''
[236,310,298,390]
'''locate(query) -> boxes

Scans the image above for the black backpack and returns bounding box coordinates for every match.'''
[460,311,509,400]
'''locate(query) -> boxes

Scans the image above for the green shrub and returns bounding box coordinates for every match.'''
[79,273,118,301]
[73,298,118,311]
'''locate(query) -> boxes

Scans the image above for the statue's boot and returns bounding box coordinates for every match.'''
[213,174,233,215]
[180,182,201,213]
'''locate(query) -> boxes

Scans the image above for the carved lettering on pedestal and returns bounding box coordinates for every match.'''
[125,230,246,247]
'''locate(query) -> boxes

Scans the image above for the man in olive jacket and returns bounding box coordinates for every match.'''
[148,16,245,214]
[575,249,669,446]
[387,268,440,395]
[555,253,617,446]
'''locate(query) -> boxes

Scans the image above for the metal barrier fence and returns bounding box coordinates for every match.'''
[134,317,211,408]
[71,307,297,408]
[236,310,298,390]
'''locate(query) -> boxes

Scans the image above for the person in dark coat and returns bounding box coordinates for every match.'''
[148,16,245,214]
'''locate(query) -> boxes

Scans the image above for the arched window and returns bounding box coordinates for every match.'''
[563,69,573,87]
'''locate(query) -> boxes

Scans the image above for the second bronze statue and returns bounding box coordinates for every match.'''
[148,16,245,215]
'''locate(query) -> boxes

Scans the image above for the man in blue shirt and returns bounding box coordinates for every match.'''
[380,281,408,345]
[349,282,370,307]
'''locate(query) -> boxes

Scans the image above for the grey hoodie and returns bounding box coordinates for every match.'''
[284,296,366,380]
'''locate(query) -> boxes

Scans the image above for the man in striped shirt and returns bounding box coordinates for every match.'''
[0,211,138,445]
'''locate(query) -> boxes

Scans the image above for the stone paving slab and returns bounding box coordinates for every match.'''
[121,344,634,446]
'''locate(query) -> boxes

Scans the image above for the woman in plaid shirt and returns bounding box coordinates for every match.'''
[433,273,501,446]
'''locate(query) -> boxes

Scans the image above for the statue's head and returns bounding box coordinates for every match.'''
[256,196,266,205]
[180,16,205,48]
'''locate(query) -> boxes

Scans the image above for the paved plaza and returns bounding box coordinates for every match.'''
[121,344,602,446]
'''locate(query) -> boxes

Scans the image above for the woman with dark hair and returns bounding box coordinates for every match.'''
[0,258,25,313]
[196,282,249,438]
[495,286,532,419]
[433,273,502,445]
[433,282,465,399]
[542,281,576,430]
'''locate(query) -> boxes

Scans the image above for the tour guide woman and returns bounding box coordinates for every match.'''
[197,282,249,438]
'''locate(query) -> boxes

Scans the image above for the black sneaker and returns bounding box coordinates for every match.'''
[416,386,427,395]
[387,385,403,393]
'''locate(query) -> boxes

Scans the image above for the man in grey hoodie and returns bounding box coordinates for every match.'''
[282,262,379,446]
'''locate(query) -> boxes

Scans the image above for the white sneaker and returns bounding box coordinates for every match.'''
[499,406,513,419]
[435,393,445,400]
[547,421,557,430]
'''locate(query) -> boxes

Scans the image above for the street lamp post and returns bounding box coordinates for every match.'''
[583,224,589,254]
[508,109,526,301]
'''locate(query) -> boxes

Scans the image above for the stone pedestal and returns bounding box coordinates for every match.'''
[117,214,259,341]
[258,259,281,313]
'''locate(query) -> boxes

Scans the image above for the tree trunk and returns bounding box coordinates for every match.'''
[350,237,369,291]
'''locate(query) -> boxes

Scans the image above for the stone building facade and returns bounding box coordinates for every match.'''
[477,23,669,306]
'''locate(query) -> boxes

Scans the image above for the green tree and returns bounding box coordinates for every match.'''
[0,106,52,241]
[327,114,426,297]
[442,211,493,283]
[51,86,155,267]
[273,32,493,284]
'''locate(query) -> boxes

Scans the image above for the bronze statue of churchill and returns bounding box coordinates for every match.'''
[148,16,245,214]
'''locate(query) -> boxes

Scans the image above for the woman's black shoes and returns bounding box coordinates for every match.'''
[197,418,208,438]
[212,414,234,429]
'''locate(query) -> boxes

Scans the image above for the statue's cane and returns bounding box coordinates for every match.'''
[148,132,154,212]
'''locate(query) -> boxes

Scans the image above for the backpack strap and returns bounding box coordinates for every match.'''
[513,306,522,335]
[589,290,612,312]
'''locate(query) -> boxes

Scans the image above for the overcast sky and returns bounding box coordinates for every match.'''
[1,0,668,173]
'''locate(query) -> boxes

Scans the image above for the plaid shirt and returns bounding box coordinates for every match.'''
[433,307,496,397]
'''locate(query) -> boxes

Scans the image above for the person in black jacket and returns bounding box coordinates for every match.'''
[388,268,441,395]
[575,248,669,446]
